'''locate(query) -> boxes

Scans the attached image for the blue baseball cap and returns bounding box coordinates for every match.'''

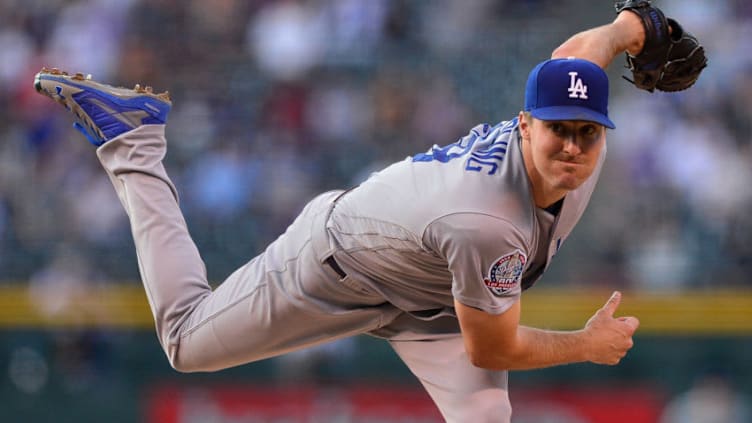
[524,58,615,129]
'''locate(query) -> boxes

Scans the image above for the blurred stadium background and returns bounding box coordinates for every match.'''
[1,0,752,421]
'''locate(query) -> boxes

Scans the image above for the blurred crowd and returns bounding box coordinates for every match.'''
[1,0,751,294]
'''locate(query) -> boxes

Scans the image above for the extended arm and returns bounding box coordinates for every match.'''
[551,11,645,69]
[455,292,639,371]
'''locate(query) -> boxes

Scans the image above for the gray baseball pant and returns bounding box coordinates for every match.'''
[96,125,511,422]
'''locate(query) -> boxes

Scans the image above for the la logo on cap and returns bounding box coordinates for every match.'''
[568,72,588,99]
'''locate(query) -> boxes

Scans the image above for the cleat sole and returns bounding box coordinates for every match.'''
[33,66,172,145]
[35,68,172,103]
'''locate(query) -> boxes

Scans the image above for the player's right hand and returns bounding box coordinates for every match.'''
[582,291,640,365]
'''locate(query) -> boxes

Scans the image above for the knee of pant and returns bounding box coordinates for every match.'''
[170,356,217,373]
[169,352,225,373]
[170,357,199,373]
[168,346,214,373]
[167,350,195,373]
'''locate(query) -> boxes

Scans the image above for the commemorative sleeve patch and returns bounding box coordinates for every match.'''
[484,250,526,296]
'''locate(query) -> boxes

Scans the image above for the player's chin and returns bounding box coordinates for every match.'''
[553,163,593,190]
[552,172,587,191]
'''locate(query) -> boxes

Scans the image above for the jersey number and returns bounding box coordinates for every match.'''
[411,121,515,175]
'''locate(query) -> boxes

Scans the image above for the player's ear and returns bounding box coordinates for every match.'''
[518,111,531,140]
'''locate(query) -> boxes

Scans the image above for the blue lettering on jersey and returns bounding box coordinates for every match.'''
[467,144,508,175]
[412,123,488,163]
[412,119,517,175]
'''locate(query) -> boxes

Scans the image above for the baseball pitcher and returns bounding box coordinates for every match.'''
[33,1,705,421]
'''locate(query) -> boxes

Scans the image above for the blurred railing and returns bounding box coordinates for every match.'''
[2,284,751,334]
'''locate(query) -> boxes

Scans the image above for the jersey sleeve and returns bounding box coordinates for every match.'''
[424,213,530,315]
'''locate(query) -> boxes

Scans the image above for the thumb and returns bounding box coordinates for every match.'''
[601,291,622,316]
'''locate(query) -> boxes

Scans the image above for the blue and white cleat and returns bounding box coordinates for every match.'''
[34,67,172,146]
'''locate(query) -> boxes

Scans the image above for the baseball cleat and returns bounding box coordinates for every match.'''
[34,67,172,146]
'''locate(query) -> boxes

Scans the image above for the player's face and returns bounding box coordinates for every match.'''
[520,115,605,207]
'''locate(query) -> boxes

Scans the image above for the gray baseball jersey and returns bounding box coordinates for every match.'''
[327,118,605,338]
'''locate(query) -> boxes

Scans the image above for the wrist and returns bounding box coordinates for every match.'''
[575,328,595,363]
[613,11,646,56]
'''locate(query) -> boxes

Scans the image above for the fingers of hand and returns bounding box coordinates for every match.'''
[613,335,635,364]
[609,317,638,359]
[598,335,635,365]
[587,310,638,365]
[618,316,641,333]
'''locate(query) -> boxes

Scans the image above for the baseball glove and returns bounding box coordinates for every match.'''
[615,0,707,92]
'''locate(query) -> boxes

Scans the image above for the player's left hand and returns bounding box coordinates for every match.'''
[582,291,640,365]
[615,0,707,92]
